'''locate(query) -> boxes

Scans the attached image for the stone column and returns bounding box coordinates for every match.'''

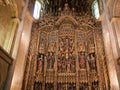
[101,13,119,90]
[111,17,120,88]
[101,0,120,89]
[10,10,33,90]
[111,18,120,57]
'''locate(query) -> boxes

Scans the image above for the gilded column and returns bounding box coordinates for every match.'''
[55,31,59,90]
[75,30,79,90]
[86,58,91,90]
[54,54,57,90]
[85,32,91,90]
[93,30,102,90]
[42,56,47,90]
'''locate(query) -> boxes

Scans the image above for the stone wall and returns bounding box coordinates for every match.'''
[0,5,13,49]
[0,47,13,90]
[101,0,120,89]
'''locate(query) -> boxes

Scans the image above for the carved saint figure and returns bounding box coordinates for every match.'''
[57,60,61,72]
[59,39,65,54]
[67,60,71,73]
[34,83,42,90]
[79,52,85,69]
[88,42,95,53]
[48,42,56,52]
[92,82,98,90]
[80,83,88,90]
[69,39,74,54]
[62,62,66,72]
[70,60,76,73]
[45,83,54,90]
[37,55,43,72]
[89,54,96,70]
[78,42,85,52]
[39,43,44,54]
[47,53,55,69]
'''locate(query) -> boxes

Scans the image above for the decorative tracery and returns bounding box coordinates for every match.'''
[23,4,109,90]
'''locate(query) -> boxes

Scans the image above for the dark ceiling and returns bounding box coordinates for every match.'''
[28,0,94,16]
[43,0,94,14]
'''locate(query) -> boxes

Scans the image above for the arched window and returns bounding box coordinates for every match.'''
[33,0,41,20]
[92,0,100,19]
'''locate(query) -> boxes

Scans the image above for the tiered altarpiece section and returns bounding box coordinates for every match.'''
[23,5,110,90]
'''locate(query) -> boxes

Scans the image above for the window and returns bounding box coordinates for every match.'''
[92,0,100,19]
[33,0,41,20]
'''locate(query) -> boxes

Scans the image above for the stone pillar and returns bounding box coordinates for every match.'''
[10,10,33,90]
[101,0,120,89]
[111,18,120,56]
[101,13,119,90]
[111,17,120,88]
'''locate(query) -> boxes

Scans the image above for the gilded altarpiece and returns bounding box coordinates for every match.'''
[23,13,110,90]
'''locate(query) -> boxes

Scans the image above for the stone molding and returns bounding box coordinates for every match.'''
[0,46,13,64]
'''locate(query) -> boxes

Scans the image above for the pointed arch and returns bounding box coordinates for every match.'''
[55,15,78,28]
[113,0,120,17]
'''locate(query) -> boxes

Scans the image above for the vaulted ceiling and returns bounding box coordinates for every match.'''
[44,0,94,14]
[29,0,94,16]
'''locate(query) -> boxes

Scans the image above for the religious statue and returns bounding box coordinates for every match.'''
[45,83,54,90]
[89,54,96,71]
[58,84,66,90]
[67,60,71,73]
[79,52,86,69]
[37,55,43,72]
[57,60,62,72]
[39,43,45,54]
[70,61,76,73]
[88,42,95,53]
[64,3,69,11]
[34,82,42,90]
[69,39,74,54]
[92,82,98,90]
[48,42,56,52]
[78,42,85,52]
[62,62,66,72]
[59,38,65,54]
[47,52,55,69]
[80,83,88,90]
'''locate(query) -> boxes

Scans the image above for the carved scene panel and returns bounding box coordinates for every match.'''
[57,36,76,73]
[39,31,47,54]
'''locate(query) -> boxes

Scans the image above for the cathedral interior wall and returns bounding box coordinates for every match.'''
[0,0,120,90]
